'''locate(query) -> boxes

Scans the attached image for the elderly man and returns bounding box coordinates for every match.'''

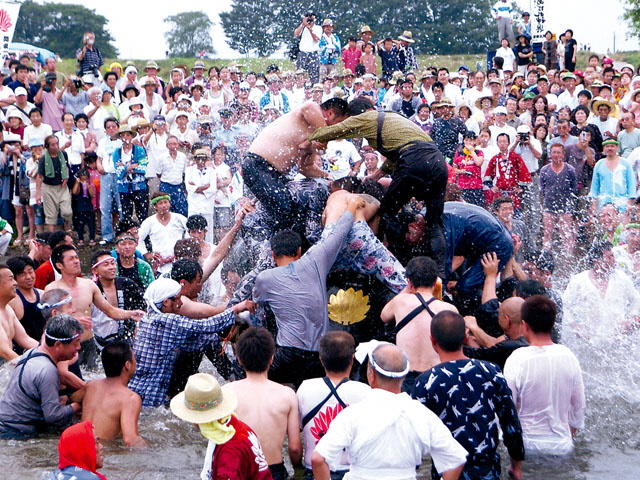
[311,342,467,480]
[318,19,341,80]
[589,138,636,213]
[128,278,248,407]
[0,314,83,438]
[35,135,73,232]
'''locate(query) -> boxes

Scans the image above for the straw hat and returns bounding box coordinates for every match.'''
[170,373,238,424]
[475,94,497,110]
[388,71,404,85]
[359,25,374,35]
[398,31,415,43]
[438,97,455,108]
[590,96,615,115]
[144,60,160,72]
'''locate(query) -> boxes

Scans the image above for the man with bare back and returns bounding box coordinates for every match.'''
[226,327,301,480]
[0,264,38,362]
[81,340,147,447]
[242,98,349,231]
[381,256,458,392]
[45,245,145,368]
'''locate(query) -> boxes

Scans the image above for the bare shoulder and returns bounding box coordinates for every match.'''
[431,300,458,313]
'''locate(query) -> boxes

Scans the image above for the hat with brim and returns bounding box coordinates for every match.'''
[359,25,374,35]
[144,61,160,72]
[455,103,472,116]
[140,76,157,88]
[170,373,238,424]
[118,124,134,136]
[438,97,455,108]
[192,61,205,71]
[398,31,414,43]
[631,88,640,101]
[132,120,151,133]
[476,95,497,109]
[388,71,404,85]
[122,84,139,96]
[591,96,615,115]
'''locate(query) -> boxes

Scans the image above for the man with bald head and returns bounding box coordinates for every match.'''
[463,296,528,370]
[312,342,467,480]
[412,311,525,480]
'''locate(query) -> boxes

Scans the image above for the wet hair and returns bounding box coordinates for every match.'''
[319,330,356,373]
[549,143,565,154]
[523,249,555,273]
[173,238,202,261]
[236,327,275,373]
[516,279,547,298]
[40,288,71,321]
[521,294,556,333]
[348,97,375,116]
[90,249,112,267]
[497,276,519,302]
[116,218,140,236]
[406,256,438,288]
[7,255,36,277]
[186,214,209,232]
[51,245,76,273]
[493,195,514,210]
[270,230,301,257]
[431,310,466,352]
[362,179,386,202]
[171,258,203,283]
[102,340,133,377]
[332,176,364,193]
[321,97,349,117]
[586,240,613,263]
[36,231,52,245]
[44,314,83,347]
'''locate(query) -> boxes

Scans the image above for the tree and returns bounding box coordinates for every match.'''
[164,11,215,58]
[221,0,494,57]
[625,1,640,39]
[13,0,117,58]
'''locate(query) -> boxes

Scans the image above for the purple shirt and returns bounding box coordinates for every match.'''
[539,163,578,213]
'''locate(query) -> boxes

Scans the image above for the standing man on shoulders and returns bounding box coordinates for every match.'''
[294,12,322,85]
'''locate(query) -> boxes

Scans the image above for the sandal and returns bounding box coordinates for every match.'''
[77,240,85,247]
[89,240,96,246]
[13,238,23,246]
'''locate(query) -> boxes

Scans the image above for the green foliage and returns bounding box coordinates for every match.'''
[164,11,215,58]
[625,1,640,40]
[13,0,117,58]
[221,0,495,57]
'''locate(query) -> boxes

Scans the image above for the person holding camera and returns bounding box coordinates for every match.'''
[294,12,322,84]
[60,76,89,118]
[34,73,64,131]
[75,32,104,85]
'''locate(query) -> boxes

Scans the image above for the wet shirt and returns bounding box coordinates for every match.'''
[129,308,235,407]
[412,359,524,480]
[431,117,468,160]
[539,163,578,213]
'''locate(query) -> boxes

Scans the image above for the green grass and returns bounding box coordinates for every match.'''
[54,50,640,78]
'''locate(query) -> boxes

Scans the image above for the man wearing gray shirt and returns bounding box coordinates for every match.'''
[254,197,364,386]
[0,314,83,438]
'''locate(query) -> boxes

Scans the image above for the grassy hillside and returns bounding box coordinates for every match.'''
[54,50,640,77]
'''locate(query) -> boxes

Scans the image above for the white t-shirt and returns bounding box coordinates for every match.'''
[55,130,86,166]
[299,25,322,53]
[137,213,188,273]
[185,165,217,215]
[325,139,361,180]
[504,344,586,456]
[297,378,371,469]
[23,124,53,148]
[495,46,516,71]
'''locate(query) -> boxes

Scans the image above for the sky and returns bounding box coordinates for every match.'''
[26,0,640,59]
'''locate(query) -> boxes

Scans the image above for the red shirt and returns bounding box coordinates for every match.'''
[35,260,55,290]
[453,150,484,189]
[341,47,362,72]
[212,416,273,480]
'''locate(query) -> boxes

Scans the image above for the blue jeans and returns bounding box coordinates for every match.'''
[159,182,187,217]
[100,173,120,242]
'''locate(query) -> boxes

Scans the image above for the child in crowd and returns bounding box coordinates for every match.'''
[71,169,96,246]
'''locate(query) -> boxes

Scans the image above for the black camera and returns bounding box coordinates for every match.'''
[73,78,83,89]
[43,85,52,92]
[518,133,529,142]
[305,11,315,22]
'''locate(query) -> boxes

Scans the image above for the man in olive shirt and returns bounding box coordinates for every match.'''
[309,97,448,274]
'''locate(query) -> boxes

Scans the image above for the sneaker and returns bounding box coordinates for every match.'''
[98,240,108,246]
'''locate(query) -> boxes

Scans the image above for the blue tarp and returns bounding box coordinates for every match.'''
[8,42,55,64]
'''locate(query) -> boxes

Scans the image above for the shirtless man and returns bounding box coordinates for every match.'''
[226,327,302,480]
[0,264,38,362]
[81,341,146,447]
[242,98,348,231]
[45,245,145,368]
[381,256,458,392]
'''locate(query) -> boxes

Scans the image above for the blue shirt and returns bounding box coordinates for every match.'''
[129,308,235,407]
